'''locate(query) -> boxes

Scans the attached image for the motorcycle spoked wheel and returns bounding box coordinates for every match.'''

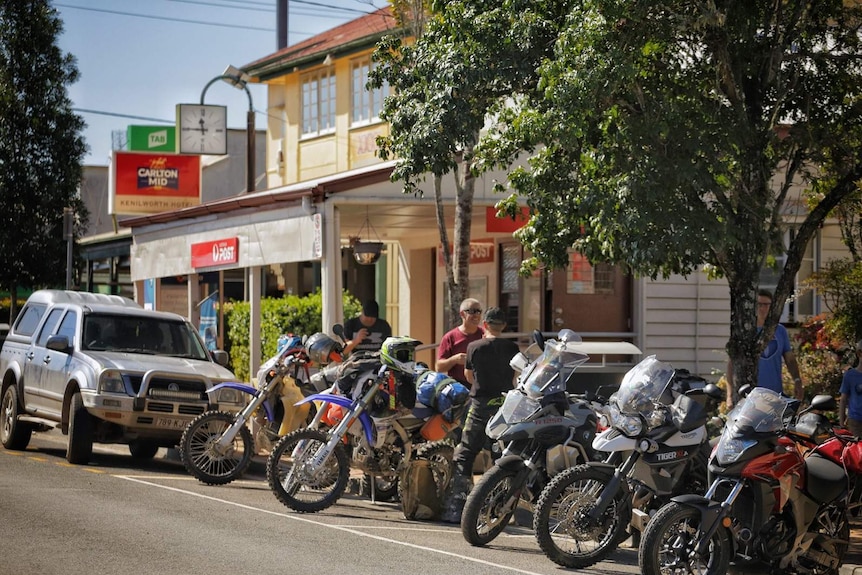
[266,428,350,513]
[533,463,630,568]
[179,411,254,485]
[461,465,525,546]
[360,472,399,502]
[638,502,730,575]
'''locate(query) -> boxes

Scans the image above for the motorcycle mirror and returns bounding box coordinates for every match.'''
[332,324,345,341]
[738,384,753,398]
[532,329,545,351]
[557,328,582,343]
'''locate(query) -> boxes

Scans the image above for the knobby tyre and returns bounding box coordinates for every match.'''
[461,465,521,546]
[533,463,630,568]
[359,473,399,502]
[267,428,349,513]
[180,411,254,485]
[638,502,730,575]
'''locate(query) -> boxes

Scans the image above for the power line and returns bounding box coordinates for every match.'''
[163,0,275,13]
[54,3,274,32]
[74,108,174,124]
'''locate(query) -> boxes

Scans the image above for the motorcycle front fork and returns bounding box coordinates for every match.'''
[214,383,274,450]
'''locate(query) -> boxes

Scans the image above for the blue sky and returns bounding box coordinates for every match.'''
[54,0,384,165]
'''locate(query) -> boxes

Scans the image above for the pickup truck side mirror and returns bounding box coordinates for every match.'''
[46,334,71,353]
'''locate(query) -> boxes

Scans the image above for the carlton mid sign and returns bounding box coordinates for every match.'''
[109,151,201,215]
[191,237,239,269]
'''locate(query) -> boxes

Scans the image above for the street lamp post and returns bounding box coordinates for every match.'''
[200,69,255,194]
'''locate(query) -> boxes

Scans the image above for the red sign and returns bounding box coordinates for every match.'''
[485,206,530,233]
[191,238,239,268]
[437,239,495,266]
[110,151,201,215]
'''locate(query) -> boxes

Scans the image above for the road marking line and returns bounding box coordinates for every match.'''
[117,475,546,575]
[1,450,24,456]
[82,468,105,474]
[27,456,48,462]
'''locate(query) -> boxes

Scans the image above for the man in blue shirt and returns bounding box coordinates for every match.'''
[840,340,862,437]
[726,289,804,408]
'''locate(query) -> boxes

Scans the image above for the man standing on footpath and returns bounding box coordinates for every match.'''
[436,298,484,386]
[442,307,520,523]
[343,299,392,356]
[840,339,862,438]
[726,289,804,408]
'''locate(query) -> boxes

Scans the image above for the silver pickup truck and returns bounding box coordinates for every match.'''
[0,290,241,464]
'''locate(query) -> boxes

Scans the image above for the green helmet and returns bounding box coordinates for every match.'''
[380,336,422,374]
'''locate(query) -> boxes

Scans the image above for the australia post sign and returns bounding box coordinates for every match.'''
[191,237,239,269]
[109,151,201,215]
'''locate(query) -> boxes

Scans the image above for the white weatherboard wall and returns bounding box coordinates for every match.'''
[640,271,731,381]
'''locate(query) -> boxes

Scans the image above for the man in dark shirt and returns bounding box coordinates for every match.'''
[342,299,392,356]
[441,306,520,523]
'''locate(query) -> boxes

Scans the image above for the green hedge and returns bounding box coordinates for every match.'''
[224,289,361,381]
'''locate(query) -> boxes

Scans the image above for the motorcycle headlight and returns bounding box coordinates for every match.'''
[716,438,758,465]
[609,403,643,436]
[99,369,126,394]
[646,409,666,430]
[212,387,243,406]
[617,415,643,437]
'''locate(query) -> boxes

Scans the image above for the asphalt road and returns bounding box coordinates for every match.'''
[0,430,646,575]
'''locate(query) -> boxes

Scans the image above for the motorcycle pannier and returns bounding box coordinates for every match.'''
[400,459,444,520]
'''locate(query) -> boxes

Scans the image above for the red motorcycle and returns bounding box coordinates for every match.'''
[639,386,862,575]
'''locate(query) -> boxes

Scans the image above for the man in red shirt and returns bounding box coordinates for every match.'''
[436,298,484,387]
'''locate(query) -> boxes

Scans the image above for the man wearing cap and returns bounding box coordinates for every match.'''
[442,306,520,523]
[343,299,392,356]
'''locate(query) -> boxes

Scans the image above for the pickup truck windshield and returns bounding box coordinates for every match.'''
[82,314,209,360]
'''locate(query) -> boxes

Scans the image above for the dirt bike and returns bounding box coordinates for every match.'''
[461,328,606,546]
[179,333,342,485]
[266,333,463,513]
[532,355,724,568]
[639,386,862,575]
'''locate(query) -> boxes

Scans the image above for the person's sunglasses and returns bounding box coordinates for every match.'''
[464,308,483,315]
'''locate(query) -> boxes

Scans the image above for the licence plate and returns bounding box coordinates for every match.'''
[155,417,187,430]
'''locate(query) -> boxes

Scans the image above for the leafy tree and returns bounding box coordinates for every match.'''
[466,0,862,402]
[0,1,88,318]
[371,0,561,325]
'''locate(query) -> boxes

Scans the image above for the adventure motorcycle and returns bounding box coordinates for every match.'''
[179,333,342,485]
[639,386,861,575]
[461,328,605,546]
[266,332,462,513]
[533,355,724,568]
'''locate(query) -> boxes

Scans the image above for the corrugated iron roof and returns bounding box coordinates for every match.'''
[243,7,397,81]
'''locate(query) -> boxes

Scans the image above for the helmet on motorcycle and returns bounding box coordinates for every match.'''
[380,336,422,374]
[306,332,343,366]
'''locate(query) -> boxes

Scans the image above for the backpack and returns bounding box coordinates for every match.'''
[400,459,443,520]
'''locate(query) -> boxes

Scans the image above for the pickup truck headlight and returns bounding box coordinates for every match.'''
[99,369,126,394]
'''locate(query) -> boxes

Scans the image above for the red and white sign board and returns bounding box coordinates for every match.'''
[437,238,496,266]
[191,237,239,269]
[109,151,201,215]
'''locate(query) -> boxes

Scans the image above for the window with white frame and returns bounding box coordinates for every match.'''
[759,228,819,323]
[302,69,335,137]
[351,57,386,126]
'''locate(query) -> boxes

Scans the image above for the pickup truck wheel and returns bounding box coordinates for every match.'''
[1,385,32,450]
[66,392,94,464]
[129,440,160,459]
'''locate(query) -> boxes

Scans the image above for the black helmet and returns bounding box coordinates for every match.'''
[306,332,343,365]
